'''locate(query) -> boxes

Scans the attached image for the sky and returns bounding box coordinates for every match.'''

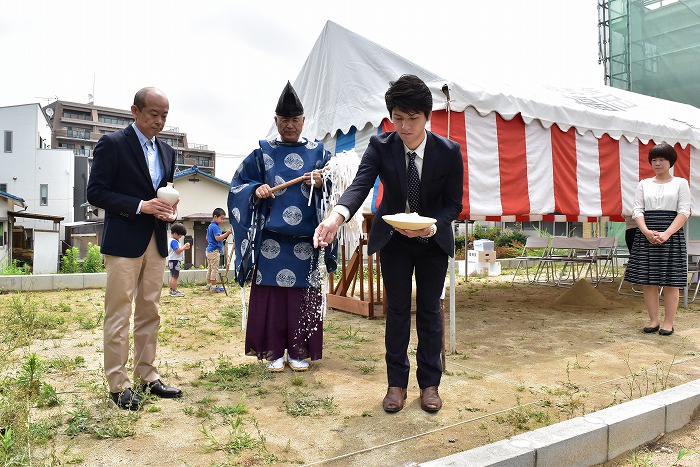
[1,0,603,178]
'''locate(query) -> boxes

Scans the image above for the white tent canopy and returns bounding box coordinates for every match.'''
[290,20,700,222]
[296,20,700,150]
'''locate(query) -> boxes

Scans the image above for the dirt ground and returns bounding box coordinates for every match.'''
[4,270,700,466]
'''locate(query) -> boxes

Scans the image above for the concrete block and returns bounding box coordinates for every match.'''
[83,273,107,289]
[420,438,534,467]
[0,275,22,292]
[585,398,665,460]
[52,273,84,290]
[511,417,607,467]
[646,381,700,432]
[177,268,209,285]
[21,274,54,291]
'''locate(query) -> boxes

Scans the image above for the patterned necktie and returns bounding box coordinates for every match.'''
[406,151,421,213]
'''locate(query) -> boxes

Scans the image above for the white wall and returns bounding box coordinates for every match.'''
[33,230,59,274]
[174,176,230,217]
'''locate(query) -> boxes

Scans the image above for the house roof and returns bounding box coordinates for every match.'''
[174,166,229,186]
[0,190,27,208]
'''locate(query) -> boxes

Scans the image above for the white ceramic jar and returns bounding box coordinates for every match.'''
[157,182,180,206]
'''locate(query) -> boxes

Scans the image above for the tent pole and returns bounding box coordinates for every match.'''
[449,221,456,355]
[442,84,451,140]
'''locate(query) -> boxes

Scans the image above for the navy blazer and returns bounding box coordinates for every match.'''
[338,131,463,256]
[87,124,176,258]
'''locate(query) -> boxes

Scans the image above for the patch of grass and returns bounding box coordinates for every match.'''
[77,313,100,330]
[459,406,485,413]
[350,354,380,362]
[45,355,86,373]
[65,398,137,439]
[494,398,551,434]
[323,320,340,333]
[65,401,91,437]
[340,325,368,343]
[214,402,248,417]
[617,349,679,402]
[356,363,376,374]
[216,308,241,328]
[202,417,257,454]
[201,357,272,392]
[284,392,336,417]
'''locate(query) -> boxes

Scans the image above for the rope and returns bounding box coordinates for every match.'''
[301,353,700,465]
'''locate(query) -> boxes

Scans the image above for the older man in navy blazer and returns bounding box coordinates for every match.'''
[87,87,183,410]
[315,75,463,413]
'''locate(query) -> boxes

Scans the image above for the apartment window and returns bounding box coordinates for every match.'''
[40,184,48,206]
[98,115,132,126]
[65,127,91,139]
[63,110,91,120]
[0,183,6,192]
[4,131,12,153]
[0,223,4,247]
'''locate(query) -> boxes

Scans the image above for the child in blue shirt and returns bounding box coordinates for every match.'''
[205,208,231,292]
[168,222,190,296]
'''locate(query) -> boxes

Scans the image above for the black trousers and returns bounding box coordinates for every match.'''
[380,234,447,389]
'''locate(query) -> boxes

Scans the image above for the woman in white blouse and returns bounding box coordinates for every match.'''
[625,143,690,336]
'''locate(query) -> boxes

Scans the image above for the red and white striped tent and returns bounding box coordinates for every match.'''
[292,21,700,221]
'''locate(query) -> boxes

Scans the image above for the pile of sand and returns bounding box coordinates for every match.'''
[554,279,609,307]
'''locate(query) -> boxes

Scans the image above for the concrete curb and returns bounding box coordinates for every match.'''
[421,379,700,466]
[0,268,223,292]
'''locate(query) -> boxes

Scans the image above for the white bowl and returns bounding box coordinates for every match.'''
[382,213,437,230]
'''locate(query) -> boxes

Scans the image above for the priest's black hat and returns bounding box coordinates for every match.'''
[275,81,304,117]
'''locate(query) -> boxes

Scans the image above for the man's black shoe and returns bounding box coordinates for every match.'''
[141,379,183,398]
[110,388,142,411]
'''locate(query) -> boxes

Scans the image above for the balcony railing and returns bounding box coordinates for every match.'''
[55,128,94,140]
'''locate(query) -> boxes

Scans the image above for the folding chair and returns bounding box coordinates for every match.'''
[556,238,601,287]
[595,237,618,284]
[684,240,700,306]
[510,236,551,284]
[534,237,574,286]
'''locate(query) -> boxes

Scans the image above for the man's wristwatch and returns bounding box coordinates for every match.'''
[423,224,437,238]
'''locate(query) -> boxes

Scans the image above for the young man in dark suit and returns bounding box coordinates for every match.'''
[87,87,183,410]
[314,74,464,413]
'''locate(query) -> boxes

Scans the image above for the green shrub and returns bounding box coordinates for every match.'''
[0,259,30,275]
[467,224,527,259]
[60,247,80,274]
[82,243,104,273]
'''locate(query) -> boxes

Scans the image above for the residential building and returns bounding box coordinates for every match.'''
[173,166,232,269]
[0,191,26,268]
[42,99,217,221]
[0,103,74,235]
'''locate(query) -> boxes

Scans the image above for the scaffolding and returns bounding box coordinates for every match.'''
[598,0,700,108]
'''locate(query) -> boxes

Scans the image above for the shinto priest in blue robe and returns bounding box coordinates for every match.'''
[228,138,337,361]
